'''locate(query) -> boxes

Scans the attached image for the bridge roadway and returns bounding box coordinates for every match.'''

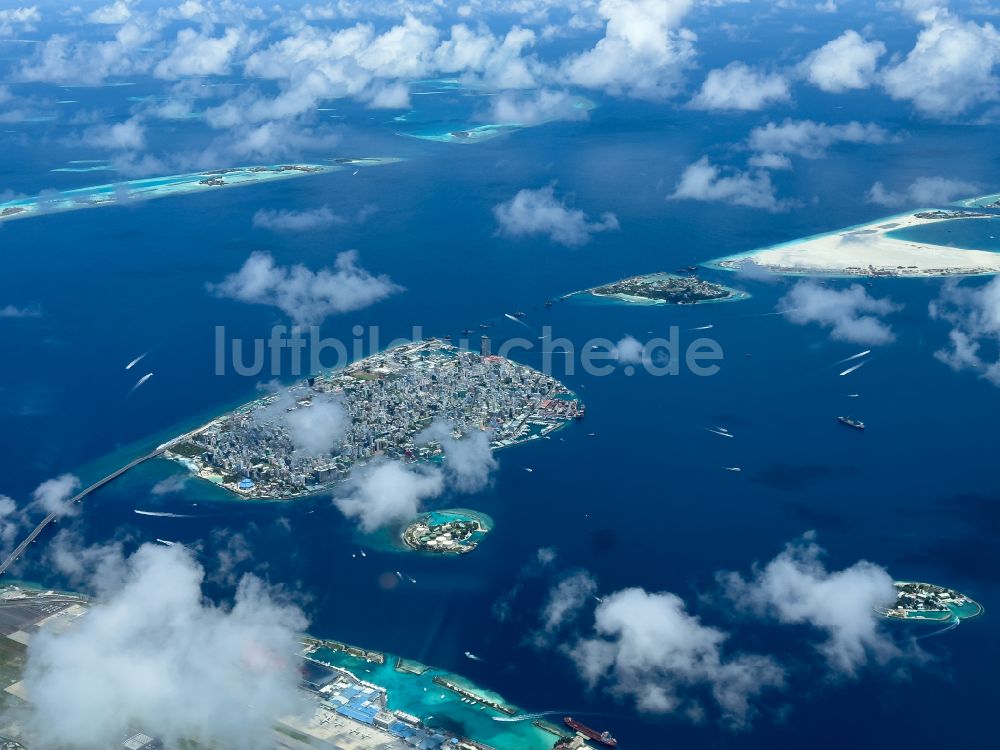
[0,426,207,576]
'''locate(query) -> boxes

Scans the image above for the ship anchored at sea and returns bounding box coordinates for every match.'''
[837,415,865,430]
[564,717,618,748]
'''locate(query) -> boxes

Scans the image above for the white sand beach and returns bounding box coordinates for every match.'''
[709,209,1000,277]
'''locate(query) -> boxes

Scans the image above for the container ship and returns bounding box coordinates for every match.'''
[837,416,865,430]
[564,717,618,747]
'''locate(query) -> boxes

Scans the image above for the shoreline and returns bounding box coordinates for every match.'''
[704,208,1000,278]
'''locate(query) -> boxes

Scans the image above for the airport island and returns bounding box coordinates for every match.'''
[402,509,494,555]
[165,339,583,500]
[876,581,983,622]
[570,272,748,305]
[706,208,1000,277]
[0,585,571,750]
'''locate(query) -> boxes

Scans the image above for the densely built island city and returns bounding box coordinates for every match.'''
[166,339,583,500]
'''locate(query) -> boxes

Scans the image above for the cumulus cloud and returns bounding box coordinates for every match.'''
[689,62,790,111]
[0,7,40,37]
[154,27,248,79]
[80,116,146,151]
[209,250,402,326]
[882,9,1000,117]
[87,1,133,25]
[929,276,1000,385]
[22,542,307,749]
[417,420,498,493]
[486,89,589,126]
[0,495,21,552]
[31,473,81,518]
[803,30,885,93]
[670,157,783,211]
[253,206,339,232]
[778,280,901,345]
[333,461,444,532]
[566,587,784,727]
[540,570,597,634]
[867,176,980,208]
[283,398,350,456]
[560,0,697,100]
[718,533,899,676]
[747,119,894,164]
[493,184,619,246]
[613,334,644,364]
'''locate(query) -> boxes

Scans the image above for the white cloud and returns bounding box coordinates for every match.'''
[803,30,885,93]
[747,119,894,162]
[778,280,901,345]
[150,474,189,496]
[0,7,40,37]
[0,495,20,552]
[566,587,784,726]
[31,473,81,518]
[283,398,350,456]
[866,176,980,208]
[718,533,899,676]
[18,20,161,85]
[417,420,498,493]
[540,570,597,633]
[493,184,619,246]
[612,334,644,364]
[0,304,41,318]
[22,542,308,749]
[209,250,402,326]
[81,116,146,151]
[253,206,339,232]
[560,0,697,100]
[486,89,589,126]
[669,157,784,211]
[689,62,790,111]
[87,1,133,25]
[333,461,444,532]
[155,27,248,79]
[929,276,1000,385]
[882,10,1000,117]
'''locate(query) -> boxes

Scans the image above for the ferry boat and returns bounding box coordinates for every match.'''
[837,416,865,430]
[564,717,618,747]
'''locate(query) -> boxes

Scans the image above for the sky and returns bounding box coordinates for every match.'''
[2,0,1000,747]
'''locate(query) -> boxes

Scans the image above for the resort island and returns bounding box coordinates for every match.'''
[876,581,984,622]
[707,208,1000,278]
[402,509,493,554]
[573,272,749,305]
[0,159,400,223]
[165,339,583,500]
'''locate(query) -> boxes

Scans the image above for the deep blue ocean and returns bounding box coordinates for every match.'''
[3,13,1000,748]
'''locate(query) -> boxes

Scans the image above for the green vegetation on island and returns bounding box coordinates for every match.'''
[577,272,749,305]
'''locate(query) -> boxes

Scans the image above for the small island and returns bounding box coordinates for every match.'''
[876,581,983,622]
[402,509,493,555]
[574,272,748,305]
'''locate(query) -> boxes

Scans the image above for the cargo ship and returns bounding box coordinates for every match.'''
[837,416,865,430]
[564,717,618,747]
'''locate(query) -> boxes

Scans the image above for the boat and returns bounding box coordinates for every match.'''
[564,717,617,748]
[838,416,865,430]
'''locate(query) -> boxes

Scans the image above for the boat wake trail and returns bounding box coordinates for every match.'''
[834,349,871,366]
[839,361,868,377]
[916,619,960,640]
[134,509,196,518]
[493,711,576,723]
